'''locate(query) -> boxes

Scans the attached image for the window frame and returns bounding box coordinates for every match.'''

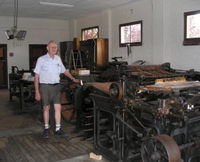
[183,10,200,45]
[119,20,142,47]
[81,26,99,41]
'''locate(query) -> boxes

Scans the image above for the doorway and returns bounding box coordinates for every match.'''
[0,44,8,89]
[29,44,47,70]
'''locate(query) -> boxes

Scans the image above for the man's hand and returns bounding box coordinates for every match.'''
[72,78,80,83]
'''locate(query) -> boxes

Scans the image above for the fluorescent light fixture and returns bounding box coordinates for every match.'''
[5,30,14,40]
[5,31,10,40]
[40,2,74,7]
[5,30,26,40]
[16,30,27,40]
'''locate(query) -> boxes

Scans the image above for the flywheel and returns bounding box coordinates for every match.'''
[141,134,181,162]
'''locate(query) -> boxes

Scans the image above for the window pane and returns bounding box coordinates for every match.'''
[130,24,141,42]
[121,26,131,43]
[119,21,142,46]
[187,14,200,38]
[82,27,99,40]
[184,10,200,45]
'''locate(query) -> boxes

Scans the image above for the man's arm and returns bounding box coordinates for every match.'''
[58,56,79,83]
[34,73,41,101]
[63,70,79,83]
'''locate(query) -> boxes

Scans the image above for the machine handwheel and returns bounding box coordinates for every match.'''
[61,90,76,124]
[141,134,181,162]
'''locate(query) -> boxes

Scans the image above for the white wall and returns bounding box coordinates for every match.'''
[75,10,110,38]
[0,16,69,73]
[110,0,153,64]
[69,19,77,40]
[164,0,200,70]
[69,10,112,58]
[70,0,200,70]
[1,0,200,76]
[71,0,155,64]
[152,0,164,64]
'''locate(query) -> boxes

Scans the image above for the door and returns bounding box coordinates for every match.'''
[29,44,47,70]
[0,44,8,89]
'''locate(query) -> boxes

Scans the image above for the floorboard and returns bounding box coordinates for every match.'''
[0,89,108,162]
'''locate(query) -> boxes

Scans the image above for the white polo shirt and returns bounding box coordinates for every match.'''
[34,53,66,84]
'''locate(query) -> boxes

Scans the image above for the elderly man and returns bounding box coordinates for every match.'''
[34,40,79,138]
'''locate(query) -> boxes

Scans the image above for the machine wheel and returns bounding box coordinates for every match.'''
[109,82,123,99]
[61,89,76,124]
[23,84,35,102]
[141,134,181,162]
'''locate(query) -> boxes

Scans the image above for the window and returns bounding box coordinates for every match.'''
[81,26,99,41]
[183,10,200,45]
[119,20,142,47]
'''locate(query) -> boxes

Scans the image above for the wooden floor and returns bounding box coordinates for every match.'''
[0,89,108,162]
[0,133,93,162]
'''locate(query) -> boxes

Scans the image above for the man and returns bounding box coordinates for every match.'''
[34,40,79,138]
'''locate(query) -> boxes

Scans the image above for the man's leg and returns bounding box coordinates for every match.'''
[54,104,65,135]
[40,84,51,138]
[42,105,50,138]
[54,104,61,126]
[43,105,50,128]
[53,84,65,135]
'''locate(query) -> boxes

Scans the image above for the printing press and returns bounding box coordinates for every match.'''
[77,63,200,162]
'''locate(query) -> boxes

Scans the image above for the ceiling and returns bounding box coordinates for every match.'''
[0,0,138,20]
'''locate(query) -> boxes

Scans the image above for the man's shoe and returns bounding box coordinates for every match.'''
[54,129,67,137]
[42,129,50,139]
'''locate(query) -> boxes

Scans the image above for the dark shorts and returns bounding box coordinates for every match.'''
[40,84,61,106]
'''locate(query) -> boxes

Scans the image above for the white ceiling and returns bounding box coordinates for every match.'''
[0,0,139,20]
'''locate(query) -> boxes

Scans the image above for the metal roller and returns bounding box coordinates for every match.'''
[109,82,123,99]
[86,82,113,94]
